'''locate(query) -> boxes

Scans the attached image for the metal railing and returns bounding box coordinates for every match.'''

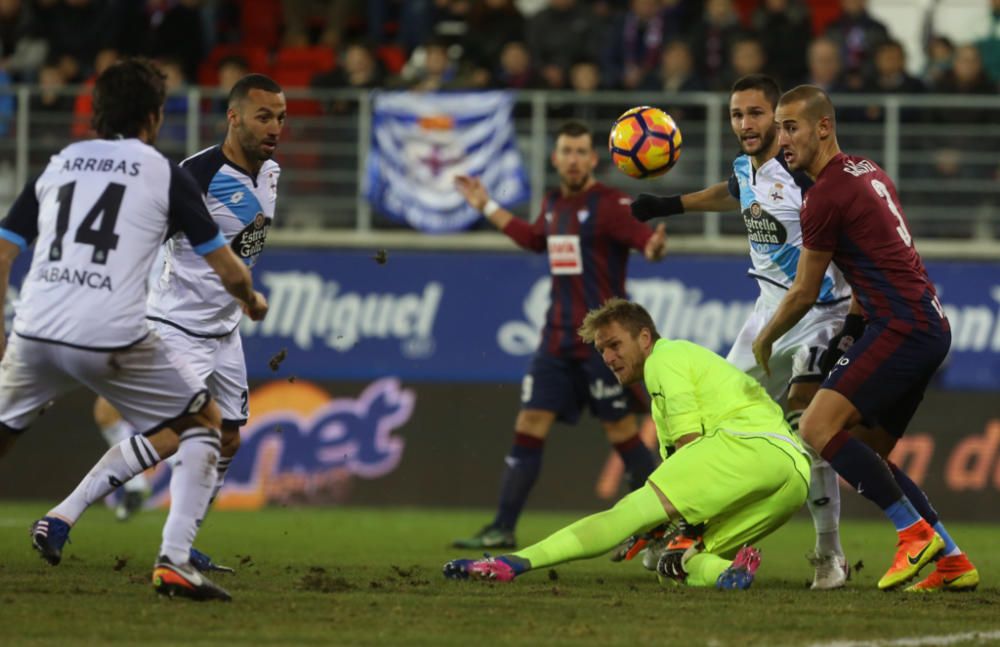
[0,87,996,241]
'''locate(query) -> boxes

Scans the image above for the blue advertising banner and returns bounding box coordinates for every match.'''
[227,250,999,390]
[3,250,998,389]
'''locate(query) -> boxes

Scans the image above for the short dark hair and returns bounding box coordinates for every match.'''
[227,73,283,108]
[556,120,593,143]
[779,84,837,126]
[92,58,166,139]
[731,74,781,109]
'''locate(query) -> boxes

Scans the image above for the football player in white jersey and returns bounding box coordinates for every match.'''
[630,74,852,589]
[0,59,269,601]
[65,74,286,570]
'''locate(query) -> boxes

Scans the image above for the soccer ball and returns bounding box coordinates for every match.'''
[608,106,682,179]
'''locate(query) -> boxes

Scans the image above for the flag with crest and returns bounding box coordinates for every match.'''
[364,91,530,233]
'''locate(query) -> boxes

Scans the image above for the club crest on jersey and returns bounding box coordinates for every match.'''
[769,183,784,202]
[577,209,590,223]
[743,201,787,248]
[267,172,277,202]
[231,211,271,265]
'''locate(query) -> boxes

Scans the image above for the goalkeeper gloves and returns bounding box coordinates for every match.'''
[656,521,705,584]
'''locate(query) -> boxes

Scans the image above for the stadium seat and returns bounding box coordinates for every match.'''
[241,0,283,52]
[271,46,336,117]
[375,45,406,75]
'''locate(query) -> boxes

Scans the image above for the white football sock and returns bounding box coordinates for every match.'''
[98,420,150,494]
[787,409,844,556]
[210,456,233,505]
[50,435,160,524]
[159,428,220,564]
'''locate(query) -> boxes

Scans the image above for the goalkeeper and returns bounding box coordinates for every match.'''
[444,298,810,589]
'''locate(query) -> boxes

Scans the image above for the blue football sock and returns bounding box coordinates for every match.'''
[885,498,923,532]
[613,434,657,491]
[493,433,544,530]
[820,431,910,519]
[887,461,960,554]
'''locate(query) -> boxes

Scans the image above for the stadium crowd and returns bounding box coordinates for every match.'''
[0,0,997,100]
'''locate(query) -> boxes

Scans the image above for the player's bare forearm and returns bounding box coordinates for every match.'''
[486,207,514,231]
[202,245,264,318]
[681,182,738,214]
[758,287,815,347]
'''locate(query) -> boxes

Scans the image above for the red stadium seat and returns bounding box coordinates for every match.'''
[375,45,406,75]
[241,0,283,52]
[270,46,337,116]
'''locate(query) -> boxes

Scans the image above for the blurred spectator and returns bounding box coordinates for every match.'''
[686,0,743,90]
[284,0,358,48]
[922,35,954,88]
[148,0,205,82]
[463,0,524,77]
[70,47,118,139]
[34,0,115,78]
[823,0,889,87]
[860,40,924,123]
[527,0,601,89]
[550,58,614,121]
[751,0,811,89]
[397,37,475,91]
[32,60,72,113]
[641,39,705,92]
[933,44,996,96]
[158,57,190,148]
[722,34,767,90]
[0,0,47,81]
[217,55,249,95]
[640,40,705,121]
[976,0,1000,81]
[803,37,849,92]
[493,40,540,89]
[603,0,684,90]
[311,41,385,114]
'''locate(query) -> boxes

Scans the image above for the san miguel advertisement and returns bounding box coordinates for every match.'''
[1,250,999,519]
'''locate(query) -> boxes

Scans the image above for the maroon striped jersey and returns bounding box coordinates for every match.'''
[800,153,947,333]
[502,182,654,358]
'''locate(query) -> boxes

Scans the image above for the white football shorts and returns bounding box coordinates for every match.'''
[152,321,249,425]
[0,332,208,433]
[726,294,851,401]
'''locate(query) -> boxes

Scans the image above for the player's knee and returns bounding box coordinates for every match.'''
[515,410,554,439]
[798,409,836,452]
[93,397,121,428]
[186,400,222,431]
[603,417,638,444]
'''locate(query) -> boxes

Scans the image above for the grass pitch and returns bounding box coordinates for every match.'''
[1,503,998,646]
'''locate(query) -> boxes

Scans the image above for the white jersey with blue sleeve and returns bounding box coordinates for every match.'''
[147,145,279,337]
[0,138,224,349]
[728,152,851,306]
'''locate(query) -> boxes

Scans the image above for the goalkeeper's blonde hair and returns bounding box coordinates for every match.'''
[578,298,660,344]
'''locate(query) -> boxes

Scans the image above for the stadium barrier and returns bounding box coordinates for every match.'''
[3,249,998,520]
[0,86,996,238]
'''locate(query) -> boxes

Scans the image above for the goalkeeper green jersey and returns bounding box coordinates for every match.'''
[643,338,796,457]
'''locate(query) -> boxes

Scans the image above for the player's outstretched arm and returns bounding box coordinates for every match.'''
[454,174,545,252]
[0,239,19,358]
[454,175,512,229]
[202,246,268,321]
[631,182,737,222]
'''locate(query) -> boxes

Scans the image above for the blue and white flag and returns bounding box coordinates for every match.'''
[364,91,530,233]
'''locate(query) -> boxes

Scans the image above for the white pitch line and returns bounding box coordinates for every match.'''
[807,629,1000,647]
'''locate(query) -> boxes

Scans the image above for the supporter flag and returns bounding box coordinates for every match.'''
[364,91,530,233]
